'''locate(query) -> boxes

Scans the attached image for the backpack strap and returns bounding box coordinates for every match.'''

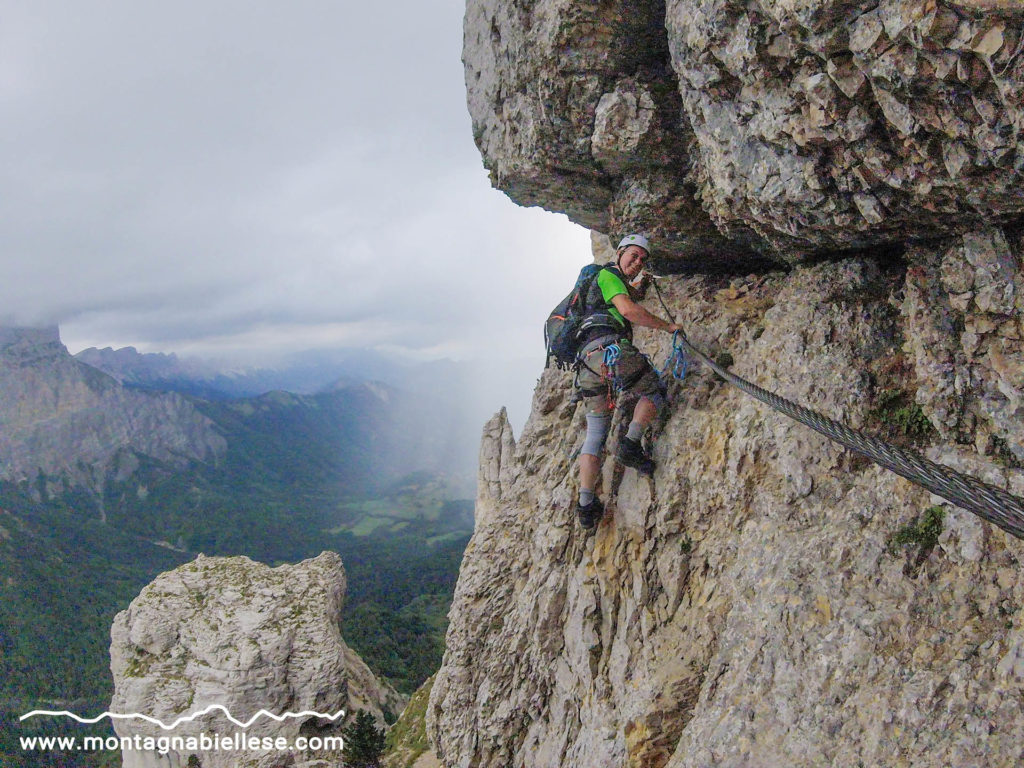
[579,263,632,343]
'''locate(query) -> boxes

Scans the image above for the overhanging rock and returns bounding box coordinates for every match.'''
[465,0,1024,270]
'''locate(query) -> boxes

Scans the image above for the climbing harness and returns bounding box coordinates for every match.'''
[577,338,661,414]
[651,281,1024,542]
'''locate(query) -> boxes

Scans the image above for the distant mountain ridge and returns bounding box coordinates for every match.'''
[75,344,408,399]
[0,328,484,499]
[74,345,220,387]
[0,327,226,500]
[73,340,508,489]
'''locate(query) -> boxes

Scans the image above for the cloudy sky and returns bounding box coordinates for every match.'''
[0,1,592,423]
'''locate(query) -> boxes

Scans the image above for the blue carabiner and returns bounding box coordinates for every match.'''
[603,343,621,368]
[660,330,688,381]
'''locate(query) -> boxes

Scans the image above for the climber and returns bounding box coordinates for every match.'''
[575,234,683,531]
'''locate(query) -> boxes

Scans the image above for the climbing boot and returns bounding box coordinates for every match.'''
[576,497,604,531]
[617,437,655,476]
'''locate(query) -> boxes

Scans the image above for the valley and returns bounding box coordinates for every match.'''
[0,329,479,768]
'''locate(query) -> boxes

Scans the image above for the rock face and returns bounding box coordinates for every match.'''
[430,2,1024,765]
[110,551,405,768]
[464,0,1024,267]
[0,326,225,498]
[428,228,1024,767]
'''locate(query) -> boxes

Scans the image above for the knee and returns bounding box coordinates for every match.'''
[633,388,667,424]
[581,413,611,457]
[647,389,667,417]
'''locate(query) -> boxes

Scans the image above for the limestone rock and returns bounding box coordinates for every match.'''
[464,0,1024,267]
[902,227,1024,460]
[110,552,405,768]
[452,1,1024,762]
[463,0,762,269]
[591,79,662,176]
[429,230,1024,767]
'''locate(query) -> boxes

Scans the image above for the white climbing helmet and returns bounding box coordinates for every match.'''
[617,233,651,254]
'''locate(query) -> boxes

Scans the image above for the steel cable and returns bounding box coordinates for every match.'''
[650,282,1024,540]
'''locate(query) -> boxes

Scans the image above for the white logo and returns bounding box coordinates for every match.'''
[19,705,345,731]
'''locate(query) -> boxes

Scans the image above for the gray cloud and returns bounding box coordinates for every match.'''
[0,0,593,402]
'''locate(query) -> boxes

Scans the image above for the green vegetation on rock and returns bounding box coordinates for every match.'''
[869,388,934,443]
[383,676,435,768]
[888,505,946,559]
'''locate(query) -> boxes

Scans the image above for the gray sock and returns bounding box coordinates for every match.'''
[626,420,644,442]
[579,488,595,506]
